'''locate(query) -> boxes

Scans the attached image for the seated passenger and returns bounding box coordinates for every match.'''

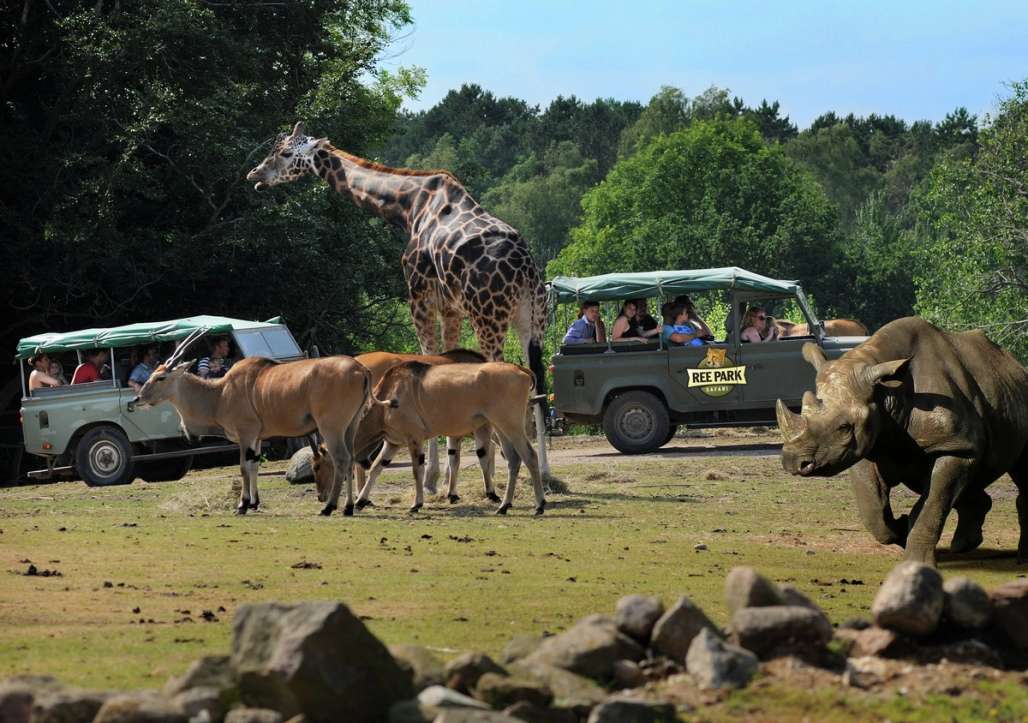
[611,300,657,342]
[562,301,606,345]
[674,295,714,341]
[661,303,704,346]
[27,354,63,392]
[631,298,660,338]
[128,345,160,392]
[198,337,233,378]
[740,306,779,343]
[71,349,109,384]
[48,359,67,385]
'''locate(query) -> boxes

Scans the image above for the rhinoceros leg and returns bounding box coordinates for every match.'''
[950,486,992,553]
[1010,450,1028,563]
[849,460,909,547]
[905,456,974,566]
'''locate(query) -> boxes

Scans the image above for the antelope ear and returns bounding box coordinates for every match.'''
[864,358,910,389]
[802,343,827,372]
[291,121,305,137]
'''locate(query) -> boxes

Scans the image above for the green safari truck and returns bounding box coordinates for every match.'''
[17,315,303,486]
[548,267,868,454]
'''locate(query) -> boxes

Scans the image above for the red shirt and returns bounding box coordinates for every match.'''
[71,362,100,384]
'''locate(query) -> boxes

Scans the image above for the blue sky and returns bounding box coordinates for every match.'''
[387,0,1028,128]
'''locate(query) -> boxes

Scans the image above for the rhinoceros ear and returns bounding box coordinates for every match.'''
[776,398,808,443]
[801,390,821,415]
[864,358,910,389]
[801,343,827,372]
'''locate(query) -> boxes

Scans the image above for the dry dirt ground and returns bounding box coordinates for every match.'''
[2,428,1027,722]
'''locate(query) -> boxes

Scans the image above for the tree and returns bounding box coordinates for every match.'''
[550,118,838,305]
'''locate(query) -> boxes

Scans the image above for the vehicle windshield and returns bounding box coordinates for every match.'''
[233,327,302,360]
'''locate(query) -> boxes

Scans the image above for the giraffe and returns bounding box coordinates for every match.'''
[247,122,552,485]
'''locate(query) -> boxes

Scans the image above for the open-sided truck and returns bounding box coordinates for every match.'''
[16,315,303,485]
[548,267,868,454]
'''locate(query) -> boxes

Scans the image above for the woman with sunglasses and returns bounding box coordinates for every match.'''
[740,306,779,343]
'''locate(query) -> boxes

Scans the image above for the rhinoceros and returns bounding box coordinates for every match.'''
[776,316,1028,566]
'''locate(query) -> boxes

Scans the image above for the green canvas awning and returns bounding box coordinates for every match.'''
[16,315,283,359]
[548,267,802,303]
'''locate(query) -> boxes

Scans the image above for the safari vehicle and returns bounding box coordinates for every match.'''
[548,267,868,454]
[17,315,303,486]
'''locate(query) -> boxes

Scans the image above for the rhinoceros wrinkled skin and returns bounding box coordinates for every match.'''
[776,316,1028,566]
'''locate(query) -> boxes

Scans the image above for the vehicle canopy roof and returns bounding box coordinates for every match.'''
[15,315,284,360]
[548,267,802,303]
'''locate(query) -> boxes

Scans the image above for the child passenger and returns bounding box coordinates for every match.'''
[562,301,606,345]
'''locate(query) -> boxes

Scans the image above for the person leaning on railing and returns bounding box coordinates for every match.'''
[612,299,660,342]
[562,301,607,345]
[661,302,705,347]
[27,354,63,392]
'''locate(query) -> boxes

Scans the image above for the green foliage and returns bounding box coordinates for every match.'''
[1,0,420,359]
[550,118,838,303]
[913,82,1028,360]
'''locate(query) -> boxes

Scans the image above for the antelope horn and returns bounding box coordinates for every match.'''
[165,327,207,366]
[776,399,808,444]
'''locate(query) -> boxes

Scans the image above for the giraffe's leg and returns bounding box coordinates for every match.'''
[468,311,507,481]
[435,310,464,497]
[514,302,553,482]
[411,293,444,495]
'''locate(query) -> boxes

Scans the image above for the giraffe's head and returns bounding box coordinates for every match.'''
[246,122,324,191]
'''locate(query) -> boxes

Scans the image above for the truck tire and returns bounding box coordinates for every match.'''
[75,426,136,487]
[603,391,670,455]
[140,455,193,482]
[663,425,679,446]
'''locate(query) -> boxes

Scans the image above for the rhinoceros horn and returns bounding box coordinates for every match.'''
[776,398,808,443]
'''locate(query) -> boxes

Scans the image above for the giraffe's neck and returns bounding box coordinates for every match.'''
[312,146,447,232]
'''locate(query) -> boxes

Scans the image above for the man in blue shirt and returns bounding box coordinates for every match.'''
[128,345,160,392]
[563,301,606,345]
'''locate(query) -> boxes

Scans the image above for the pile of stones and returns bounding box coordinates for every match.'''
[2,562,1025,723]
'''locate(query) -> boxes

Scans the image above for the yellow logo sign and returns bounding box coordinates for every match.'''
[686,348,747,397]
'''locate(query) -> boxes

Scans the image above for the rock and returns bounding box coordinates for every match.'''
[841,656,887,689]
[988,579,1028,649]
[26,686,109,723]
[391,644,446,692]
[231,601,413,723]
[522,615,643,681]
[285,447,315,484]
[388,699,436,723]
[502,701,577,723]
[0,676,64,723]
[507,661,606,711]
[724,567,786,614]
[848,627,912,659]
[650,597,719,661]
[500,636,545,665]
[779,584,822,613]
[225,708,286,723]
[614,595,664,644]
[730,606,832,659]
[685,627,758,690]
[433,711,521,723]
[92,692,188,723]
[611,660,645,689]
[417,686,490,710]
[586,698,677,723]
[163,655,234,698]
[928,639,1004,668]
[474,673,552,709]
[943,576,991,629]
[871,562,944,636]
[444,652,507,694]
[171,686,225,723]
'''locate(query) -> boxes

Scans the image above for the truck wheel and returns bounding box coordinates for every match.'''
[663,425,679,446]
[75,426,136,486]
[603,391,670,454]
[140,455,193,482]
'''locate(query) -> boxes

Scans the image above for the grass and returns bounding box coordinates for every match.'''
[1,434,1026,721]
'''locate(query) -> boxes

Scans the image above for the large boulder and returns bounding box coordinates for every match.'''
[871,562,944,636]
[285,447,315,484]
[444,652,507,694]
[650,597,719,661]
[500,636,545,665]
[614,595,664,644]
[685,627,758,690]
[231,601,413,723]
[507,660,607,712]
[92,692,188,723]
[0,676,66,723]
[163,655,234,698]
[474,673,552,709]
[989,579,1028,649]
[724,567,786,614]
[943,576,990,629]
[586,698,677,723]
[390,644,446,692]
[521,615,644,682]
[730,606,832,659]
[171,686,226,723]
